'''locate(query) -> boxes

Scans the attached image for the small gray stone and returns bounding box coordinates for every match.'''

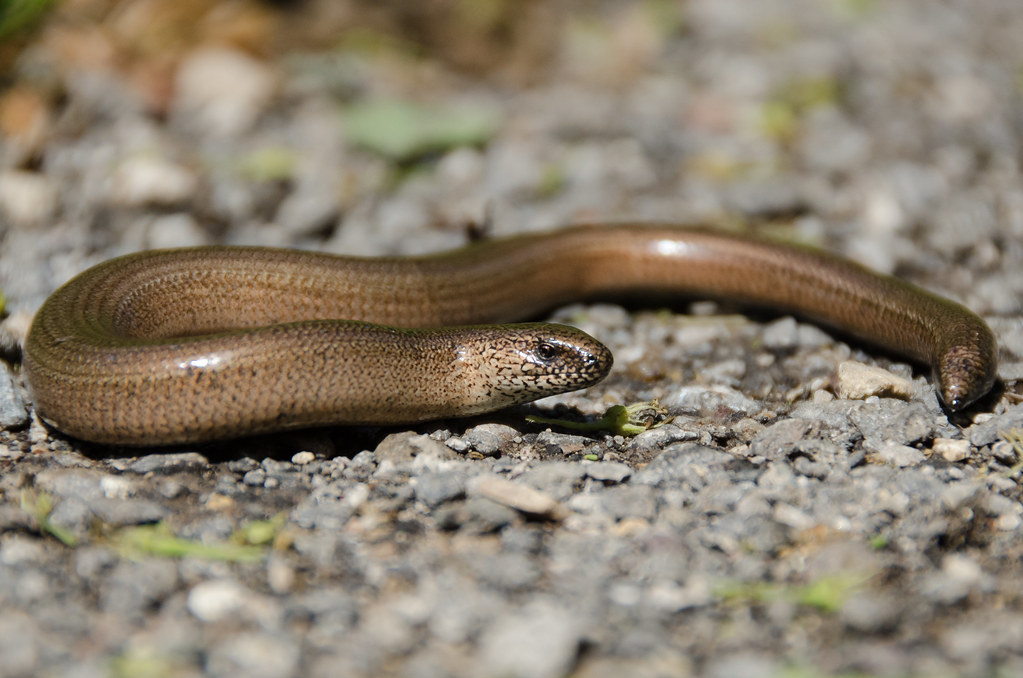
[275,189,339,238]
[291,451,316,465]
[0,535,46,566]
[799,323,839,348]
[87,497,168,526]
[849,401,934,445]
[173,47,277,138]
[534,429,591,456]
[749,418,813,461]
[99,559,179,616]
[845,448,867,469]
[291,485,355,531]
[990,440,1018,465]
[187,579,250,622]
[0,170,57,228]
[583,461,632,484]
[789,400,860,430]
[791,455,830,479]
[601,485,657,521]
[625,424,700,452]
[375,431,455,466]
[372,431,417,464]
[261,458,293,474]
[465,423,519,456]
[932,437,971,462]
[969,403,1023,447]
[979,491,1021,520]
[145,212,210,248]
[0,363,27,429]
[710,514,791,554]
[289,588,359,631]
[940,482,985,511]
[348,450,376,471]
[225,457,259,474]
[941,615,1023,669]
[662,385,760,416]
[522,462,586,500]
[129,452,209,475]
[761,316,801,349]
[444,436,470,453]
[500,526,545,554]
[633,443,736,487]
[290,533,361,573]
[414,471,466,507]
[107,155,198,207]
[756,462,797,493]
[920,554,984,605]
[725,176,808,215]
[471,552,543,591]
[863,439,926,467]
[46,497,92,537]
[472,477,563,518]
[836,361,915,402]
[74,546,117,581]
[435,497,518,533]
[475,600,582,678]
[359,603,418,655]
[772,502,815,531]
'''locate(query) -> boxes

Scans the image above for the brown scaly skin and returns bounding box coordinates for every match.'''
[24,224,997,445]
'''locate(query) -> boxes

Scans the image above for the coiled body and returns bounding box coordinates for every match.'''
[24,224,998,445]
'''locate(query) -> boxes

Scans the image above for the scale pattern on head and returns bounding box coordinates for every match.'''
[455,323,613,409]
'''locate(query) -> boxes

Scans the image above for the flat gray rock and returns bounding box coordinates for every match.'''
[0,363,26,429]
[414,471,467,507]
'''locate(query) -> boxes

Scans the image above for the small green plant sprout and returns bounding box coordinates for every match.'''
[113,522,268,563]
[20,489,78,546]
[527,400,671,436]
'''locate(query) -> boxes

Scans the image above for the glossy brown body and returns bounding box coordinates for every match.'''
[24,224,998,445]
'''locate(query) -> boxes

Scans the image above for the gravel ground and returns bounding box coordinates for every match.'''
[2,1,1023,676]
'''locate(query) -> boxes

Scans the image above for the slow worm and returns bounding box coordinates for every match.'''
[24,224,997,445]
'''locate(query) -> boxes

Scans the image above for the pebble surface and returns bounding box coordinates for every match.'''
[2,1,1023,677]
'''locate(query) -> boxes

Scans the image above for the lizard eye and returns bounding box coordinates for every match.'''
[534,341,558,363]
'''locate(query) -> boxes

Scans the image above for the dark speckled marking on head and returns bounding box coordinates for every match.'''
[453,323,613,410]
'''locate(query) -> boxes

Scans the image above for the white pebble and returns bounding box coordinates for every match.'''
[291,451,315,465]
[187,579,247,622]
[99,475,132,500]
[0,170,57,228]
[866,438,925,467]
[995,513,1021,531]
[174,47,276,137]
[146,213,210,249]
[932,437,971,462]
[836,360,914,402]
[472,476,563,517]
[107,156,197,206]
